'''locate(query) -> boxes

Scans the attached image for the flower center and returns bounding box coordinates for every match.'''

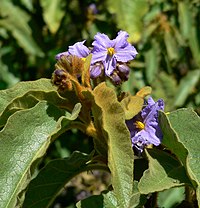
[81,57,86,62]
[107,47,115,56]
[135,121,145,130]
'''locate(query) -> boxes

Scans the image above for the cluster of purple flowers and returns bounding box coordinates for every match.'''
[56,31,138,85]
[126,97,164,154]
[55,31,164,153]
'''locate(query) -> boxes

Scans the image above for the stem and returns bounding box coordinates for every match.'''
[84,163,110,173]
[64,120,98,139]
[185,185,195,205]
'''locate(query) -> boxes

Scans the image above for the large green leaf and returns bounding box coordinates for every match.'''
[160,109,200,205]
[0,1,44,56]
[40,0,66,34]
[138,149,191,194]
[23,151,108,208]
[0,90,78,128]
[0,79,54,113]
[92,83,134,208]
[106,0,148,43]
[0,79,81,128]
[0,102,61,208]
[0,101,81,208]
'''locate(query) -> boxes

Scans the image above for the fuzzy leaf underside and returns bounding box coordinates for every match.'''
[92,82,134,208]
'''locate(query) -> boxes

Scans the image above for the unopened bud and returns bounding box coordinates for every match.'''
[117,63,130,76]
[52,69,72,91]
[90,62,104,78]
[55,52,69,60]
[110,72,122,85]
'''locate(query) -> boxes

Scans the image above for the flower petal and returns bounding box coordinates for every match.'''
[91,50,107,64]
[68,41,90,58]
[145,125,162,146]
[55,51,69,60]
[115,44,138,62]
[143,98,164,124]
[104,57,117,76]
[131,130,150,152]
[114,31,129,49]
[92,32,113,50]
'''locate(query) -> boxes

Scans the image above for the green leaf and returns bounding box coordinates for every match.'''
[82,54,92,88]
[20,0,33,11]
[166,110,200,182]
[106,0,148,43]
[0,58,20,88]
[121,95,144,120]
[0,1,44,56]
[160,109,200,206]
[40,0,66,34]
[0,101,67,208]
[77,195,105,208]
[92,83,134,208]
[77,191,117,208]
[144,40,160,83]
[0,78,82,128]
[138,149,191,194]
[188,27,200,67]
[0,89,79,128]
[128,181,146,208]
[178,1,200,66]
[157,187,185,208]
[164,31,179,61]
[178,1,192,40]
[0,79,54,113]
[23,151,107,208]
[120,86,151,120]
[152,71,177,111]
[174,70,200,107]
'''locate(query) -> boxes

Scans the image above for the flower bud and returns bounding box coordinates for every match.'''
[52,69,72,91]
[117,63,130,76]
[110,72,122,85]
[55,51,69,60]
[90,62,104,78]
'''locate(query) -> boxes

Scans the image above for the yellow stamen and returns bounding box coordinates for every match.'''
[107,47,115,56]
[81,57,86,62]
[165,112,170,115]
[135,121,145,130]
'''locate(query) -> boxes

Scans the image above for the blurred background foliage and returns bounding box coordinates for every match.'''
[0,0,200,207]
[0,0,199,112]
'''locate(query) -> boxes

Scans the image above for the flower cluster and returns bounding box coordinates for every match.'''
[126,97,164,154]
[55,31,138,85]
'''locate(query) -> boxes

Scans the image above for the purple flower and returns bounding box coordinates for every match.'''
[55,41,90,60]
[91,31,138,76]
[126,97,164,153]
[55,51,69,60]
[87,3,98,15]
[68,41,90,58]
